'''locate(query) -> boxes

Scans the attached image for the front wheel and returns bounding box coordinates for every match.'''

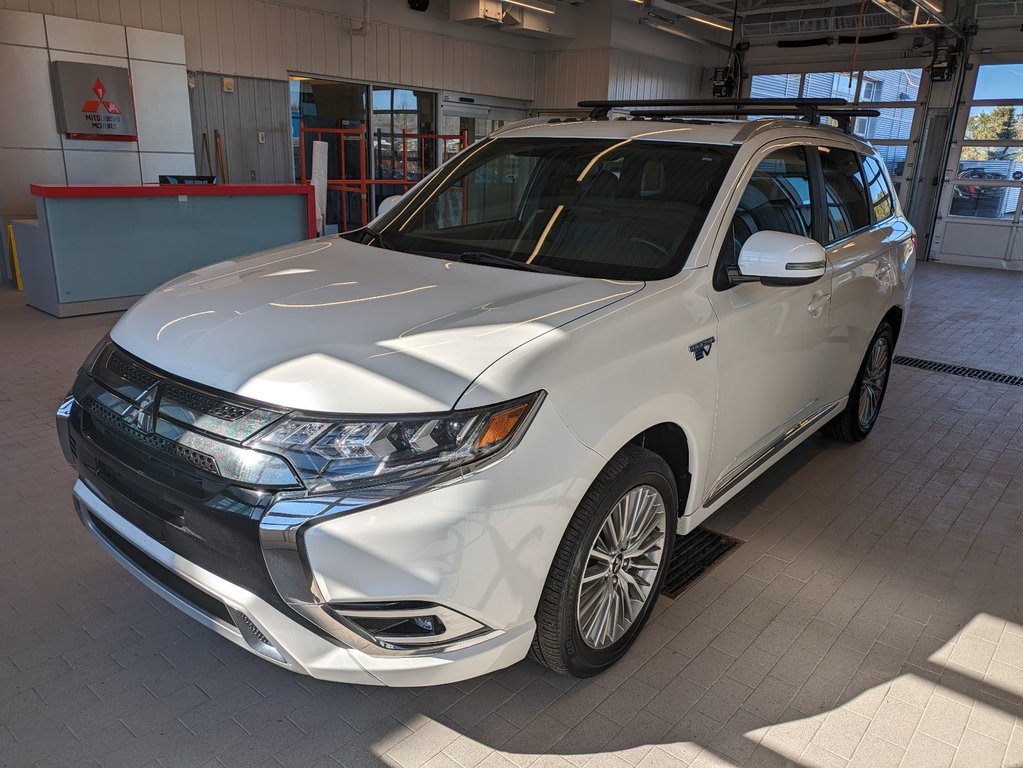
[530,445,677,677]
[824,321,894,442]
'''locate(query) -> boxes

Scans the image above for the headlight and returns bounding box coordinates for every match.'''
[250,392,544,495]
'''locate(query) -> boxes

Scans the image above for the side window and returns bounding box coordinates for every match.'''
[426,152,538,230]
[715,146,812,290]
[819,147,871,241]
[861,154,895,223]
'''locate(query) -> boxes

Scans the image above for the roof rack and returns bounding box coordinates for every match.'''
[577,98,878,132]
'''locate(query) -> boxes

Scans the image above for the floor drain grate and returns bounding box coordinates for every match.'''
[893,356,1023,387]
[661,528,741,599]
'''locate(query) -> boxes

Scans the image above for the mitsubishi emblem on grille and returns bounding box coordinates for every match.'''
[125,384,159,432]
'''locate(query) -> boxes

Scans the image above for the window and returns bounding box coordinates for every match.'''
[428,152,538,229]
[715,147,812,289]
[376,138,737,281]
[861,155,894,222]
[973,63,1023,101]
[820,147,870,241]
[951,65,1023,219]
[747,68,922,196]
[749,73,800,99]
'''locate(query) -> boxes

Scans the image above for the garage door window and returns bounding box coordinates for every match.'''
[950,63,1023,220]
[819,148,870,242]
[749,68,922,200]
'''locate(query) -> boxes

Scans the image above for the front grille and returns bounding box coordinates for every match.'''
[83,396,220,476]
[106,348,159,390]
[89,512,234,625]
[161,382,252,421]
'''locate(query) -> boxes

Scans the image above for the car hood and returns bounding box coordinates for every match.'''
[111,237,642,413]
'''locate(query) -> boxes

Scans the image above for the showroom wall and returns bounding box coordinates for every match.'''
[188,72,292,184]
[0,10,194,213]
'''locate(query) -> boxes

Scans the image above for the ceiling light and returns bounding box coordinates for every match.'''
[649,0,732,31]
[639,15,731,49]
[501,0,556,14]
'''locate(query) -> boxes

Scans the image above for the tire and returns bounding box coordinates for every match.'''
[529,444,678,677]
[824,321,895,442]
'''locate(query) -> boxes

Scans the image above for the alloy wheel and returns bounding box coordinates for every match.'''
[576,485,667,650]
[858,336,890,430]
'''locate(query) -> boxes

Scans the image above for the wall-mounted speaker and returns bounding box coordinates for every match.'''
[408,0,429,10]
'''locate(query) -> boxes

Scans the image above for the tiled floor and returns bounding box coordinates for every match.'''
[1,261,1021,768]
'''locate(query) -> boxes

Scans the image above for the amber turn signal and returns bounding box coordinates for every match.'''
[476,403,530,450]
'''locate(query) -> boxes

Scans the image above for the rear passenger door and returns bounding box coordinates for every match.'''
[816,147,904,403]
[704,144,832,506]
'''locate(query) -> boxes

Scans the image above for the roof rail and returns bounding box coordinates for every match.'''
[578,98,850,124]
[625,106,882,133]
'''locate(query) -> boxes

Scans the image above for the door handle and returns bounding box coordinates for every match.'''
[808,293,831,319]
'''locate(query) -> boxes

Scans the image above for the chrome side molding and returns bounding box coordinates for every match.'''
[703,400,841,508]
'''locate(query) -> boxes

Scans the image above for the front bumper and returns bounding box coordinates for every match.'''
[58,373,605,685]
[72,480,537,685]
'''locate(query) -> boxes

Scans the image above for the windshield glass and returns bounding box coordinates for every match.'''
[369,137,736,280]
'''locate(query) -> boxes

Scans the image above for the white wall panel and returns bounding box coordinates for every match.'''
[160,0,181,34]
[0,44,61,148]
[533,48,609,111]
[118,0,142,28]
[132,59,193,152]
[608,49,706,102]
[46,13,127,55]
[0,149,66,214]
[323,12,340,77]
[75,0,100,22]
[138,149,194,182]
[64,147,141,182]
[139,0,159,28]
[0,8,47,45]
[126,26,185,63]
[215,0,235,73]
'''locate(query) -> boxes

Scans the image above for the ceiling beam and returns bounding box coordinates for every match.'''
[870,0,915,25]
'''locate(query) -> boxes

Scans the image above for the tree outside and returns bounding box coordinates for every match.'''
[962,105,1023,161]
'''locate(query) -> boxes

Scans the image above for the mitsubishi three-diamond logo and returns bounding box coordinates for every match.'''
[82,78,122,115]
[124,384,159,433]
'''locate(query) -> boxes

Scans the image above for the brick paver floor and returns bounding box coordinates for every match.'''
[1,261,1021,768]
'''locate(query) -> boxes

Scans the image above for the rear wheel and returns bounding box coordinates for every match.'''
[530,445,677,677]
[824,321,894,442]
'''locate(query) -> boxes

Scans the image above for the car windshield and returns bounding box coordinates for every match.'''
[365,137,737,281]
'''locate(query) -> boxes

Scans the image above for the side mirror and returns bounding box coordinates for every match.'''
[376,195,402,218]
[734,231,826,287]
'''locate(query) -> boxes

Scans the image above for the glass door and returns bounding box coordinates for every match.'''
[933,62,1023,270]
[291,77,368,233]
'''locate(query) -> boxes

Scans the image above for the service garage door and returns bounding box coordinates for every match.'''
[932,61,1023,271]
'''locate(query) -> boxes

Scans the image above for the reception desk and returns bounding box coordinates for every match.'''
[16,183,316,317]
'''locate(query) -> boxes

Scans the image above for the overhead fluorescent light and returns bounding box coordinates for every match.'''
[640,15,731,50]
[501,0,556,14]
[649,0,732,31]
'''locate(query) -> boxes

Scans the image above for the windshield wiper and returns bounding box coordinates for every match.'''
[457,251,568,275]
[360,226,398,251]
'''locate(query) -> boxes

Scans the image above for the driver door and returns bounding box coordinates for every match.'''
[704,144,833,507]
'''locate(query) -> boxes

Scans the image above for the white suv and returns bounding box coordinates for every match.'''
[58,101,915,686]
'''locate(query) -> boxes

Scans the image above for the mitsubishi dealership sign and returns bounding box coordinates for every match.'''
[51,61,137,140]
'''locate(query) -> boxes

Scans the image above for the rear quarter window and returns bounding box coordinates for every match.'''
[860,154,896,223]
